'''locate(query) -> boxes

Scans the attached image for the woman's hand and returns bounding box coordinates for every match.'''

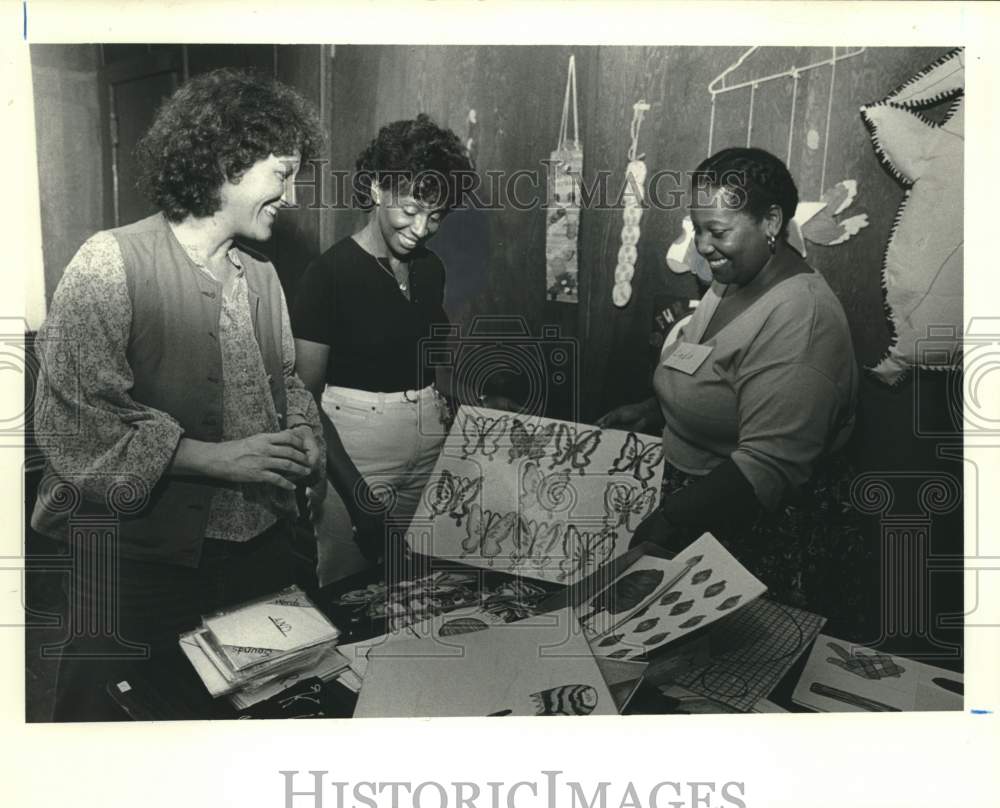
[596,397,663,433]
[180,430,313,491]
[289,423,324,487]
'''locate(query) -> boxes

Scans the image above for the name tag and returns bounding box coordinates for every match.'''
[663,341,712,374]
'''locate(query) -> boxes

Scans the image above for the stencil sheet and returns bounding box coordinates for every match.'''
[409,407,664,585]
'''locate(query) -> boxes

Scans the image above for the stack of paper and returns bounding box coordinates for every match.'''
[179,586,342,704]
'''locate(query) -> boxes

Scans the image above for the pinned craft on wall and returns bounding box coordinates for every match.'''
[546,54,583,304]
[860,48,964,385]
[612,101,650,308]
[667,46,870,280]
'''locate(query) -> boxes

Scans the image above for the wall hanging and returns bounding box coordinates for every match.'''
[860,48,964,385]
[546,54,583,303]
[612,101,650,308]
[667,46,869,279]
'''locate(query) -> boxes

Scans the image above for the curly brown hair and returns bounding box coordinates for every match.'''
[353,113,474,210]
[136,68,324,222]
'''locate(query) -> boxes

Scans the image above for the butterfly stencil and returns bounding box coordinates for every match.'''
[558,524,616,581]
[513,518,563,569]
[609,432,663,488]
[508,419,556,463]
[549,423,602,474]
[424,469,483,526]
[602,482,657,533]
[462,505,525,565]
[459,414,510,461]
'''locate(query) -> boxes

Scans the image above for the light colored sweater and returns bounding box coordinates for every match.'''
[654,269,858,510]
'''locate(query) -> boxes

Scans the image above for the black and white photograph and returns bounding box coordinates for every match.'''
[3,2,999,808]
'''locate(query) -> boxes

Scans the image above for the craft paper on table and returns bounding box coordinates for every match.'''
[584,533,766,660]
[595,657,647,713]
[228,647,351,710]
[353,609,615,718]
[671,598,826,712]
[202,587,339,673]
[334,569,553,633]
[410,406,664,585]
[792,633,963,713]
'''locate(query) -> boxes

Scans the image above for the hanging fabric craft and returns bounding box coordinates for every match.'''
[546,55,583,303]
[860,48,964,385]
[612,101,650,308]
[668,47,869,277]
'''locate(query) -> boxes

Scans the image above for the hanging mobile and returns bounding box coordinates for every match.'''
[667,46,870,280]
[612,100,649,308]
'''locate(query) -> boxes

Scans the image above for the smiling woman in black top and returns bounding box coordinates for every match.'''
[292,115,473,583]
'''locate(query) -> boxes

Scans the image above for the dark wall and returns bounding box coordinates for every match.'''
[30,45,104,306]
[318,46,955,412]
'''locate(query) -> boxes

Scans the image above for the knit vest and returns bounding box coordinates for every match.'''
[42,214,289,567]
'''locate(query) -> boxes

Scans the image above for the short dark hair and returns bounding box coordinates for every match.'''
[692,147,799,236]
[353,114,474,210]
[136,68,324,222]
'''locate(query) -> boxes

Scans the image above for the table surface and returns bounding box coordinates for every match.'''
[107,546,816,720]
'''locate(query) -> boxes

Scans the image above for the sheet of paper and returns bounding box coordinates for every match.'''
[671,597,826,712]
[228,647,351,710]
[585,533,767,660]
[203,590,339,671]
[408,407,664,585]
[792,633,963,712]
[353,608,616,718]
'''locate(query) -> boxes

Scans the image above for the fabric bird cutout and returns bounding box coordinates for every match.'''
[860,48,964,385]
[786,180,870,258]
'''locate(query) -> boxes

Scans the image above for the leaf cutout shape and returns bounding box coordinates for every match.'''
[703,580,726,598]
[608,649,630,659]
[633,605,650,620]
[685,555,703,566]
[691,568,712,585]
[659,590,682,606]
[598,634,623,647]
[669,599,694,616]
[645,632,670,645]
[679,615,706,629]
[717,595,742,611]
[635,618,659,633]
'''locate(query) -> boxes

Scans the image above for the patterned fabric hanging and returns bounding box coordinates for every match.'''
[546,55,583,304]
[612,101,650,308]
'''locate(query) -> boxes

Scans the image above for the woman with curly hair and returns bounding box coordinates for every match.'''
[292,114,474,583]
[31,69,327,721]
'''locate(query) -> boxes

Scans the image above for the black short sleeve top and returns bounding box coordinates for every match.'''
[291,237,449,392]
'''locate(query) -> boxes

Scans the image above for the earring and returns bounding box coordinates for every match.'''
[767,233,777,254]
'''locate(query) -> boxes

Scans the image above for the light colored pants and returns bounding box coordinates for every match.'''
[314,384,448,586]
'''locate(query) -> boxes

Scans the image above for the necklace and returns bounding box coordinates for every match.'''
[372,254,409,295]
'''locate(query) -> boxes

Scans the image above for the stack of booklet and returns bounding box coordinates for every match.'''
[179,585,344,708]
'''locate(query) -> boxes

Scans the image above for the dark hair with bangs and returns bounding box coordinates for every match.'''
[136,68,324,222]
[692,147,799,237]
[353,114,474,211]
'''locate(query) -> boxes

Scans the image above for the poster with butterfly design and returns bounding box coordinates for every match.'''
[581,533,767,660]
[410,406,665,585]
